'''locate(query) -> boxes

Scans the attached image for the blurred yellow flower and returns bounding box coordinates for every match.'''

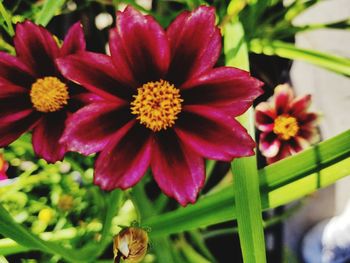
[38,208,54,224]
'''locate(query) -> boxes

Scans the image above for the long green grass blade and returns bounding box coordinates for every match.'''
[144,130,350,237]
[225,20,266,263]
[35,0,66,26]
[249,39,350,76]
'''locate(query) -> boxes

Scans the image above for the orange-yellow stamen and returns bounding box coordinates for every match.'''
[273,114,299,140]
[0,157,4,171]
[30,77,69,113]
[130,80,183,132]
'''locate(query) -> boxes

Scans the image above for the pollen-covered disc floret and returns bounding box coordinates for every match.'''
[130,80,183,132]
[30,77,69,113]
[273,114,299,140]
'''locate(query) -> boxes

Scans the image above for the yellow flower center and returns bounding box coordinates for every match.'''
[30,77,69,112]
[130,80,183,132]
[273,115,300,140]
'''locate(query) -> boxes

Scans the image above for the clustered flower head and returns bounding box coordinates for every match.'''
[0,21,97,163]
[0,6,264,205]
[256,84,319,164]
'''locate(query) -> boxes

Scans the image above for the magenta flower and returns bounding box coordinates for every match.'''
[0,154,8,180]
[0,21,96,163]
[256,84,319,164]
[58,6,263,205]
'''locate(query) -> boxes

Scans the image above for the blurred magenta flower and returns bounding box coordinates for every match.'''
[256,84,319,164]
[0,21,97,163]
[0,154,8,180]
[58,6,263,205]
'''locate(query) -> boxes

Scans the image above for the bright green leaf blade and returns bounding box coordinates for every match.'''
[260,129,350,191]
[145,130,350,237]
[249,39,350,76]
[0,256,9,263]
[35,0,66,26]
[225,19,266,263]
[267,157,350,208]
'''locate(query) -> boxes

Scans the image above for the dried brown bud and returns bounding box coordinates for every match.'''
[113,227,149,263]
[58,194,74,211]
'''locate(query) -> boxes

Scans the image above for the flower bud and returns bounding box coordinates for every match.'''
[113,227,149,263]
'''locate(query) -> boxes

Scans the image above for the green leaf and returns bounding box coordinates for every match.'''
[249,39,350,76]
[0,228,77,256]
[225,20,266,263]
[144,130,350,237]
[0,1,14,36]
[0,256,9,263]
[179,237,211,263]
[35,0,66,26]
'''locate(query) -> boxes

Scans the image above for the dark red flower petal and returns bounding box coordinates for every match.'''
[267,142,291,164]
[57,52,133,102]
[60,22,86,56]
[0,94,33,123]
[259,132,280,158]
[289,94,311,117]
[0,52,35,87]
[175,105,255,161]
[61,102,132,156]
[0,81,28,98]
[32,112,68,163]
[166,6,221,85]
[181,67,263,116]
[109,6,170,84]
[289,137,309,155]
[298,112,318,126]
[298,127,319,143]
[274,84,293,115]
[151,129,205,206]
[0,112,40,147]
[68,92,103,112]
[14,21,59,76]
[94,122,152,190]
[255,102,276,132]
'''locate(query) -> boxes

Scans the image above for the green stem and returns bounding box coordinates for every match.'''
[131,178,177,263]
[95,190,123,258]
